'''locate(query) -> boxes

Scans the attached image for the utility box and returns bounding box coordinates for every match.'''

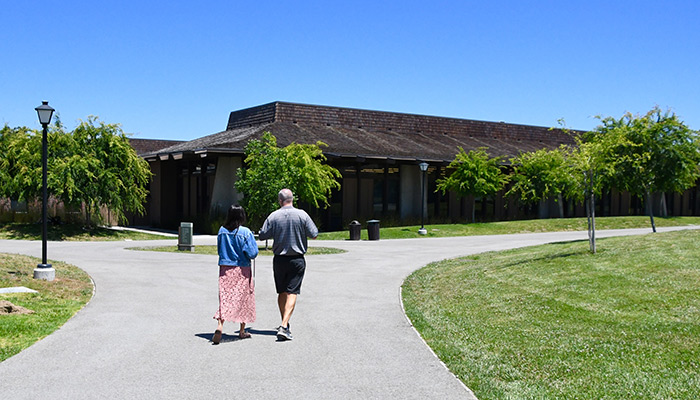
[178,222,195,252]
[349,220,361,240]
[367,219,380,241]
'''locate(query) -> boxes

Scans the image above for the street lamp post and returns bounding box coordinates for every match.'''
[418,162,428,235]
[34,101,55,281]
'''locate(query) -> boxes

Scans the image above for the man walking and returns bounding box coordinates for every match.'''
[259,188,318,341]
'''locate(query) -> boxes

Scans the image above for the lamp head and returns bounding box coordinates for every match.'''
[419,162,429,172]
[35,101,55,125]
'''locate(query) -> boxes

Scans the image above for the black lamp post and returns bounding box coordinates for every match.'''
[418,162,428,235]
[34,101,55,281]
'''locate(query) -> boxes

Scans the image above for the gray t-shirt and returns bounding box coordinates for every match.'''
[258,206,318,255]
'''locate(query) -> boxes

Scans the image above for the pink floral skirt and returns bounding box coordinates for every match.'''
[213,266,255,323]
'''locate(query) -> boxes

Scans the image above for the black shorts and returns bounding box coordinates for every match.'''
[273,255,306,294]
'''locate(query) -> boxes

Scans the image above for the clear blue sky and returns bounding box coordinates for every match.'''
[2,1,698,140]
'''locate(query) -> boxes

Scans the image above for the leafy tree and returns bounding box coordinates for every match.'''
[552,120,618,253]
[285,141,343,209]
[436,147,509,223]
[0,118,151,227]
[0,125,43,202]
[507,145,575,218]
[235,132,289,227]
[235,132,341,229]
[587,107,700,232]
[51,117,152,226]
[566,138,617,253]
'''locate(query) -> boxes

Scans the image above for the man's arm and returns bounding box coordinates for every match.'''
[258,217,273,240]
[305,214,319,239]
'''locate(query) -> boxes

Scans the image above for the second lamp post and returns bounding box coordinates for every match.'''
[418,162,428,235]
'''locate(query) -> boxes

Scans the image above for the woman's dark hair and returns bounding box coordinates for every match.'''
[223,205,246,231]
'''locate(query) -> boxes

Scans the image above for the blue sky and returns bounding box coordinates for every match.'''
[2,1,698,140]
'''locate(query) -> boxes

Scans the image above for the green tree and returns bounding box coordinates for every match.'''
[587,107,700,232]
[235,132,289,227]
[50,117,152,226]
[0,118,151,226]
[235,132,341,229]
[285,141,343,209]
[551,120,617,254]
[507,145,575,218]
[566,139,616,253]
[0,125,42,202]
[436,147,509,223]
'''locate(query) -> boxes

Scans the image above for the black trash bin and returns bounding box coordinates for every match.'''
[367,219,380,241]
[349,220,361,240]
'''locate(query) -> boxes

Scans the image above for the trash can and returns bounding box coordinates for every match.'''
[367,219,380,241]
[178,222,195,251]
[349,220,361,240]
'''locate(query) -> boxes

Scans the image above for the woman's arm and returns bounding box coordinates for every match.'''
[243,230,259,259]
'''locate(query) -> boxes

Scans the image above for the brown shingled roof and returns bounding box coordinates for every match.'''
[128,138,186,156]
[152,102,577,162]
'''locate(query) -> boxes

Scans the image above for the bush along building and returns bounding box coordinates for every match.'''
[130,102,700,233]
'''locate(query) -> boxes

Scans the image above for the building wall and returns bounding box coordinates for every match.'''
[400,164,422,219]
[341,176,357,223]
[136,157,700,232]
[210,156,243,216]
[159,161,179,227]
[148,161,162,226]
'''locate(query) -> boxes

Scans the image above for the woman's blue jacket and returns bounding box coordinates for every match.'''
[217,226,258,267]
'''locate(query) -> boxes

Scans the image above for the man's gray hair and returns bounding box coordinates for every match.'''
[278,188,294,203]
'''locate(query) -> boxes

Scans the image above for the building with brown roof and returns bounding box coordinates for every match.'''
[133,102,699,232]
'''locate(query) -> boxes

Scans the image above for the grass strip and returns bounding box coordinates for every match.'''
[0,223,168,241]
[127,245,346,256]
[0,253,93,362]
[402,230,700,399]
[3,216,699,242]
[317,216,700,240]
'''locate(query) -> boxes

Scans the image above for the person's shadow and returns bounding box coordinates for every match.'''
[195,328,277,344]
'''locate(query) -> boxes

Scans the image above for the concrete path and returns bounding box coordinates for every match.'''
[0,226,697,399]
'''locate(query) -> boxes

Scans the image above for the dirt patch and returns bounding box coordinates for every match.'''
[0,300,34,315]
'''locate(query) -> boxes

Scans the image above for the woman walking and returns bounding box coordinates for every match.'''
[213,205,259,344]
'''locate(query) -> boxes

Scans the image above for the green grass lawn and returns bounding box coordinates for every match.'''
[3,216,699,242]
[128,245,346,256]
[0,223,168,241]
[0,253,93,362]
[402,229,700,399]
[317,216,700,240]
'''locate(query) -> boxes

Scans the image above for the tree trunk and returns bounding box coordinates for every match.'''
[557,193,565,218]
[85,203,92,229]
[471,197,476,224]
[587,172,596,254]
[660,193,668,217]
[645,189,657,233]
[586,194,592,243]
[590,190,596,254]
[538,199,548,219]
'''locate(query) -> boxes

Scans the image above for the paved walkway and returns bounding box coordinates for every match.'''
[1,226,697,399]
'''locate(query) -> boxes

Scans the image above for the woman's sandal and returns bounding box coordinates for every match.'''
[213,330,222,345]
[239,331,251,339]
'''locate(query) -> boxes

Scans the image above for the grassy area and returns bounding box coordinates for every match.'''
[317,216,700,240]
[127,245,346,256]
[2,216,699,242]
[0,223,168,241]
[402,230,700,399]
[0,253,93,362]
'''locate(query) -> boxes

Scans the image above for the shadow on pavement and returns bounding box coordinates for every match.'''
[195,328,278,344]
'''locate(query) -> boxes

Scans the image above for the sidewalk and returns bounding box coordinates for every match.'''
[0,226,697,399]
